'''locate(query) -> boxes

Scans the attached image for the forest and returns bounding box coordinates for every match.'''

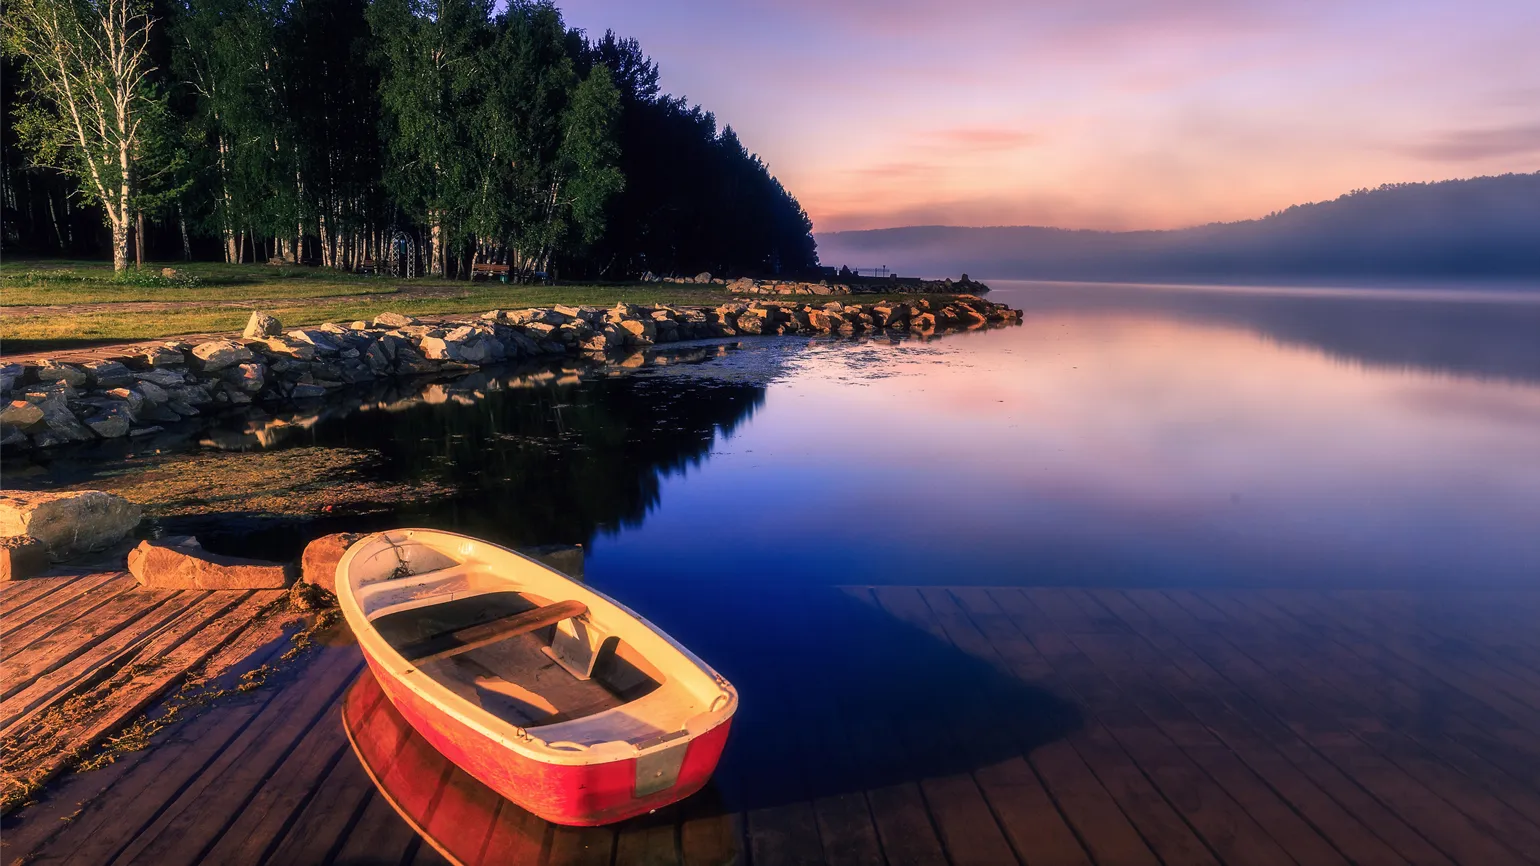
[1,0,820,280]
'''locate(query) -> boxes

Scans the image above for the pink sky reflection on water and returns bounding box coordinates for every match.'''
[590,291,1540,588]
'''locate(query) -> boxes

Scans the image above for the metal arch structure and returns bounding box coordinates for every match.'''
[385,229,418,278]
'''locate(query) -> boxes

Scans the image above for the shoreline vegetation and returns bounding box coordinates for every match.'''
[0,261,991,353]
[1,292,1021,453]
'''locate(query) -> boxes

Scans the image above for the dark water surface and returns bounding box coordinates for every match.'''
[11,280,1540,860]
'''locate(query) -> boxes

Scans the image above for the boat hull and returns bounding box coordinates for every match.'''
[362,647,733,826]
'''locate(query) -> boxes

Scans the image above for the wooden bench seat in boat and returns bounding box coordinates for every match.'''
[398,599,588,663]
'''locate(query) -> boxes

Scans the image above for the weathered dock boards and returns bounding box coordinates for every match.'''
[0,570,290,811]
[5,584,1540,865]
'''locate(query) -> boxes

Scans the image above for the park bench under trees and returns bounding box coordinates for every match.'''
[471,263,511,282]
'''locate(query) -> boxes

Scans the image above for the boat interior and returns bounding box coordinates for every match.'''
[372,590,667,730]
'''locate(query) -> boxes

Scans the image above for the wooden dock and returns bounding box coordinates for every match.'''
[5,582,1540,865]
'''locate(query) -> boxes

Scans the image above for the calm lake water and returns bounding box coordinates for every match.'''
[17,279,1540,597]
[12,279,1540,859]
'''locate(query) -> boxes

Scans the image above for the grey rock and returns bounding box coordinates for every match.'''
[0,401,44,428]
[136,368,188,388]
[82,360,134,388]
[35,362,87,388]
[41,402,93,442]
[0,490,141,558]
[0,363,23,395]
[226,362,266,393]
[289,383,327,399]
[1,426,30,450]
[419,337,461,361]
[243,311,283,338]
[373,312,417,328]
[287,329,343,354]
[139,345,186,367]
[192,339,253,371]
[84,411,131,438]
[134,380,170,404]
[254,336,317,361]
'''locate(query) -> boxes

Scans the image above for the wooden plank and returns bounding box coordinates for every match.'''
[1,587,178,699]
[953,587,1169,866]
[196,699,354,866]
[112,649,365,865]
[914,588,1095,866]
[0,591,226,736]
[0,571,126,644]
[0,575,80,620]
[615,805,683,866]
[831,587,950,866]
[1002,588,1301,866]
[867,586,1023,866]
[679,788,745,866]
[0,591,283,806]
[1095,589,1425,866]
[1062,614,1351,866]
[263,748,381,866]
[1119,591,1453,866]
[545,824,616,866]
[983,588,1222,866]
[1123,590,1530,866]
[12,634,300,865]
[1229,592,1540,852]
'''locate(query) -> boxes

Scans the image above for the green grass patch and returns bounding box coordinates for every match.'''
[0,258,946,355]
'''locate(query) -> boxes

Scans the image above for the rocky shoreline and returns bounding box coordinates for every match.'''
[1,295,1021,451]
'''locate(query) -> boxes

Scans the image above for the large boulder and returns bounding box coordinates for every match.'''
[244,311,283,339]
[0,490,141,559]
[300,532,364,594]
[128,537,293,589]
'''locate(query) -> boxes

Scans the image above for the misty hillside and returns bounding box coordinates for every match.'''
[816,173,1540,283]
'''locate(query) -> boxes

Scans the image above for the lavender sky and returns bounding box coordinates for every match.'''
[558,0,1540,233]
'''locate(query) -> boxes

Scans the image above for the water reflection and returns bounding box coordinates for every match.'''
[1004,280,1540,384]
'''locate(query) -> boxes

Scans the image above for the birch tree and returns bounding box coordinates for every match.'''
[4,0,158,271]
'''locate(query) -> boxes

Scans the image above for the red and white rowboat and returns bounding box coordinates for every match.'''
[336,528,738,826]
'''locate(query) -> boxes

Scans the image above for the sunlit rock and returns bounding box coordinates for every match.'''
[0,490,141,559]
[128,537,292,589]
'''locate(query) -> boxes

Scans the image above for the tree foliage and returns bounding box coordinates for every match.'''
[2,0,820,278]
[3,0,161,270]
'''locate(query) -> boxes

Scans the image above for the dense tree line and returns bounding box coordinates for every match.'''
[1,0,818,278]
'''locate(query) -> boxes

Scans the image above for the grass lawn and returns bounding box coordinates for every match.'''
[0,259,749,354]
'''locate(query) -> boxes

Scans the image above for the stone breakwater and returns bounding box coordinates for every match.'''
[642,271,993,297]
[0,295,1020,451]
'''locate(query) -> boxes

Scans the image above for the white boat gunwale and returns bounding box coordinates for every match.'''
[336,528,738,768]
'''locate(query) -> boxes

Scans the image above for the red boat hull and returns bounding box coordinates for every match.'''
[360,648,732,826]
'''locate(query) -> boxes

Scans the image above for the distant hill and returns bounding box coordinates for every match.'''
[816,173,1540,283]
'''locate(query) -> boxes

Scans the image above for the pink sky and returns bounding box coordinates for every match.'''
[559,0,1540,232]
